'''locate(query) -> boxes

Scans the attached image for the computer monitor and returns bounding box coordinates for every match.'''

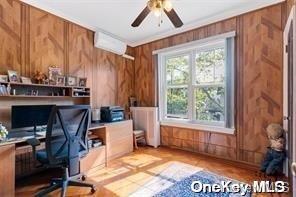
[11,105,55,130]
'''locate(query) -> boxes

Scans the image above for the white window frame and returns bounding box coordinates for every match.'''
[157,32,235,134]
[163,51,191,120]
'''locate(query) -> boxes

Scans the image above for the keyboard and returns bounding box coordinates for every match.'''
[7,131,44,139]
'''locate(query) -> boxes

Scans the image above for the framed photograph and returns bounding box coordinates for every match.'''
[78,78,87,87]
[0,75,8,83]
[49,79,56,85]
[21,77,32,84]
[43,79,49,85]
[8,70,19,83]
[56,76,65,86]
[66,76,77,86]
[48,66,61,82]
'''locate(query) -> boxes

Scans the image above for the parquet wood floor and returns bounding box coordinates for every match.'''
[15,147,289,197]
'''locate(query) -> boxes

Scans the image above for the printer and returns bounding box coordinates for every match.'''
[100,106,124,122]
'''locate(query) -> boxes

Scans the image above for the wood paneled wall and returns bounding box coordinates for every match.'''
[0,1,134,115]
[29,7,66,76]
[134,3,286,166]
[0,0,289,167]
[0,0,22,75]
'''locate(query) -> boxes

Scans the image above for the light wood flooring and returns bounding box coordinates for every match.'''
[16,147,289,196]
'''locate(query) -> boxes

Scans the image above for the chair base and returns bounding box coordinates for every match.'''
[36,168,96,197]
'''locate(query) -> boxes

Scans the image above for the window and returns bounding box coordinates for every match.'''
[158,33,235,130]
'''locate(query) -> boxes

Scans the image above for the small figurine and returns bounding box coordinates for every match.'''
[34,71,47,84]
[260,123,286,176]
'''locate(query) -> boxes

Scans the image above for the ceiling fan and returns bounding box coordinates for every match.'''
[131,0,183,28]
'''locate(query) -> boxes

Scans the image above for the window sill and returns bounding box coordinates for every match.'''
[160,120,235,135]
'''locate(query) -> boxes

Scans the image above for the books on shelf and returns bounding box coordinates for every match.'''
[0,85,9,96]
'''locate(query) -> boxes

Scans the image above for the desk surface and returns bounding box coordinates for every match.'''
[0,120,132,147]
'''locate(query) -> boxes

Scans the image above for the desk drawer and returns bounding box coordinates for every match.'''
[106,120,133,142]
[107,136,133,161]
[80,146,106,173]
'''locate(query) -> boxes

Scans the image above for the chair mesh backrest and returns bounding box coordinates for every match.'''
[45,105,90,165]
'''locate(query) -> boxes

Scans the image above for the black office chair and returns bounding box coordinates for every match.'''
[28,105,96,197]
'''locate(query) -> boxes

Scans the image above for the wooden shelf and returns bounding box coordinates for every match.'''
[0,82,89,89]
[89,145,106,151]
[0,81,91,99]
[0,95,70,98]
[72,96,90,98]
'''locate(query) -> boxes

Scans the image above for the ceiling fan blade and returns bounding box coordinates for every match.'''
[164,8,183,28]
[131,6,151,27]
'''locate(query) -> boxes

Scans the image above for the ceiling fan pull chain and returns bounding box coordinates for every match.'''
[158,11,162,27]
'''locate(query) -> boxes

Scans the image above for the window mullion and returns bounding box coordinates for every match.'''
[162,55,167,121]
[188,51,194,121]
[192,50,197,121]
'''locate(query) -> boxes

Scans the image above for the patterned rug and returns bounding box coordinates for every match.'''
[130,162,251,197]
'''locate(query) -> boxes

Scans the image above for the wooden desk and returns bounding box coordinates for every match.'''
[81,120,133,174]
[0,144,15,196]
[0,120,133,196]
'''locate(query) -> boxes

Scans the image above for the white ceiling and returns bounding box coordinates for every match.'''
[22,0,284,47]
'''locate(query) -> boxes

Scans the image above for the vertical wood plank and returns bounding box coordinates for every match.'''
[29,6,65,77]
[0,0,22,75]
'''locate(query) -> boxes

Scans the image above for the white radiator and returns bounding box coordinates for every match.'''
[130,107,160,148]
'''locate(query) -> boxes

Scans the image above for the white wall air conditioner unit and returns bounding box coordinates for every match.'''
[130,107,160,148]
[94,32,127,55]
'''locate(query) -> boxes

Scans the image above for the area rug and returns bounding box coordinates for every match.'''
[130,162,251,197]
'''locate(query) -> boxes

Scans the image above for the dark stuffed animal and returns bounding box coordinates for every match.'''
[260,124,286,176]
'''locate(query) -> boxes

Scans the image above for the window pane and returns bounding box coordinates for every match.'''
[195,86,225,123]
[196,48,225,84]
[166,55,189,85]
[167,88,188,118]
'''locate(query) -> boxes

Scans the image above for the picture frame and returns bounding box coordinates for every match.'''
[48,66,62,82]
[0,75,8,83]
[56,75,65,86]
[8,70,19,83]
[21,77,32,84]
[78,77,87,87]
[43,79,49,85]
[66,76,77,86]
[49,79,56,86]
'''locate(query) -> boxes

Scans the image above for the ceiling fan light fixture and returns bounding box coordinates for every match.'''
[163,0,173,12]
[132,0,183,28]
[153,8,162,17]
[147,0,155,10]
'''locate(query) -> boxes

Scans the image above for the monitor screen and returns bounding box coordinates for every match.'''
[11,105,55,129]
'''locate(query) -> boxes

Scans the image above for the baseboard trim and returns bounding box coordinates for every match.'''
[160,145,260,172]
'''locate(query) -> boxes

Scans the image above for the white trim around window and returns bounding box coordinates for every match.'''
[156,32,236,134]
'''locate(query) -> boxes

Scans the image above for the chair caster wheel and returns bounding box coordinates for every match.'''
[81,175,86,181]
[91,186,97,193]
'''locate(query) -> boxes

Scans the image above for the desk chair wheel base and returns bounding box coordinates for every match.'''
[91,186,97,193]
[35,168,96,197]
[81,175,87,181]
